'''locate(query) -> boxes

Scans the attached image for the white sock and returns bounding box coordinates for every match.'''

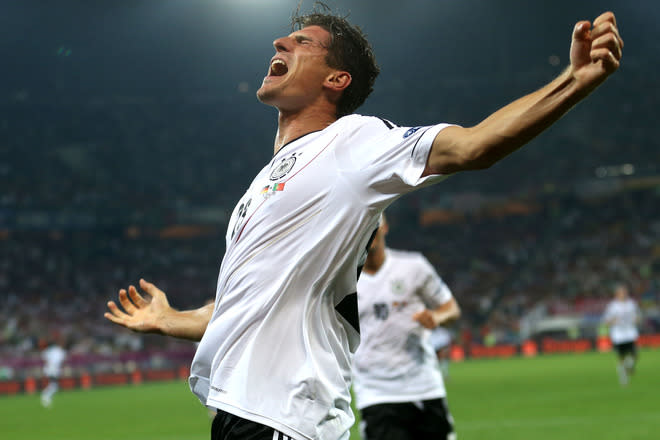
[623,356,635,372]
[42,382,59,400]
[617,364,628,385]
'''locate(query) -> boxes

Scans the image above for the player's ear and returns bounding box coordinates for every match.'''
[324,70,352,92]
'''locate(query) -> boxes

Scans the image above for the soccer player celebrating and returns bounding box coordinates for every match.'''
[352,214,460,440]
[105,6,623,440]
[603,283,641,386]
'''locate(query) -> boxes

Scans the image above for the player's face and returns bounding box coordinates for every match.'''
[257,25,335,111]
[368,217,389,253]
[615,286,629,300]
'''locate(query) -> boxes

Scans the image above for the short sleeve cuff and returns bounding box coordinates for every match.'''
[404,123,456,187]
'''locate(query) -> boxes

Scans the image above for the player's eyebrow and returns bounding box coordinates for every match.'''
[294,34,313,43]
[292,32,328,48]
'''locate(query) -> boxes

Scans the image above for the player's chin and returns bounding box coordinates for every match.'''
[256,85,277,104]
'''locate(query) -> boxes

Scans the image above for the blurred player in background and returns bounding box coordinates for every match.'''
[352,214,460,440]
[603,283,640,386]
[105,5,623,440]
[40,338,67,408]
[429,325,453,382]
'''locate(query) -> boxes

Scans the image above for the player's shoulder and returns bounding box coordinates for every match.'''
[335,114,400,133]
[387,248,426,264]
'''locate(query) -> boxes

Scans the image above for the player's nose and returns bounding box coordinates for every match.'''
[273,36,291,53]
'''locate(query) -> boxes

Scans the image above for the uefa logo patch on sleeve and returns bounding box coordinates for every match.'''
[403,127,421,138]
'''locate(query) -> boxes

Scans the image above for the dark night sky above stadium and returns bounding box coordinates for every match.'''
[1,1,654,108]
[1,0,657,202]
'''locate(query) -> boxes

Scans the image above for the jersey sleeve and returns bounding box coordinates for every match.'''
[338,116,456,203]
[415,254,453,309]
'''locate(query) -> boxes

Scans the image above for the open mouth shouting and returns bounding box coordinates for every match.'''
[267,58,288,79]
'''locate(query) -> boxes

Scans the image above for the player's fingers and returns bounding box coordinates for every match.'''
[592,11,616,30]
[595,20,623,49]
[591,49,620,73]
[139,278,163,300]
[412,312,433,329]
[106,301,129,319]
[118,289,137,314]
[591,24,623,58]
[592,12,623,51]
[104,311,126,326]
[591,32,622,60]
[128,285,149,308]
[572,20,591,42]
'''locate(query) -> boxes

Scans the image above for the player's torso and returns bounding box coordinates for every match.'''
[352,251,447,406]
[611,300,637,325]
[355,251,431,370]
[608,300,639,342]
[195,117,394,439]
[218,130,344,295]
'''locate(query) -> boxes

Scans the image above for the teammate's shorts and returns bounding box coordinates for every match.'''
[614,340,637,358]
[211,409,296,440]
[360,398,455,440]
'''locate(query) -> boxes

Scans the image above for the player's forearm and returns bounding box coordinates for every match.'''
[431,299,461,327]
[428,67,586,174]
[159,303,214,341]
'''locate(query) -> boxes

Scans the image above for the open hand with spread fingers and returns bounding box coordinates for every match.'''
[104,279,172,334]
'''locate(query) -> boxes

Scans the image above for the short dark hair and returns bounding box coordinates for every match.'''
[292,5,380,118]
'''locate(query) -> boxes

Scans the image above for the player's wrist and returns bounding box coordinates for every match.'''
[431,310,443,327]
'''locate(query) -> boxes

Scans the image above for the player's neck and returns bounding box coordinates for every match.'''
[363,247,386,274]
[273,106,337,154]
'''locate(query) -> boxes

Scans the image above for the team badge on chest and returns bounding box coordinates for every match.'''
[390,279,405,295]
[269,153,299,181]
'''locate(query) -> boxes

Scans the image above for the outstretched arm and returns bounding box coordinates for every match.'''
[104,279,213,341]
[413,297,461,329]
[424,11,623,176]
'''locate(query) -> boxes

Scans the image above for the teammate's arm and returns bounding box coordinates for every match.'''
[104,279,213,341]
[634,303,642,326]
[602,304,617,326]
[423,12,623,176]
[413,297,461,329]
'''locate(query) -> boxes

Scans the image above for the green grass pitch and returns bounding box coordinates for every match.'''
[2,350,658,440]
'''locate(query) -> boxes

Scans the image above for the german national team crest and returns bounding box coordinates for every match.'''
[270,153,299,181]
[390,279,405,295]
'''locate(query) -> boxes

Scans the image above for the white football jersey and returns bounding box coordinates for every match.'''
[429,325,453,351]
[42,345,66,378]
[190,114,452,440]
[603,298,640,344]
[352,249,453,410]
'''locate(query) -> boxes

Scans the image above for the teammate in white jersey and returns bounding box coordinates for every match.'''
[353,215,460,440]
[104,6,623,440]
[40,340,67,408]
[603,283,641,385]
